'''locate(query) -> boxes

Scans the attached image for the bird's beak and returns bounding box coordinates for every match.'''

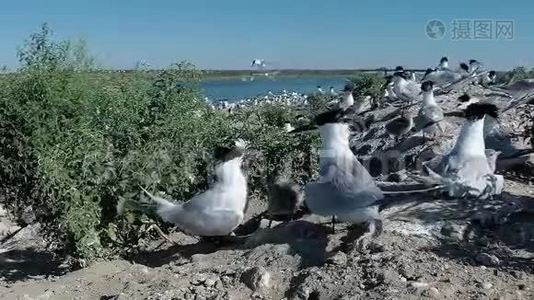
[289,124,318,134]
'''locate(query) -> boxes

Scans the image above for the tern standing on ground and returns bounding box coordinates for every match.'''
[142,140,248,236]
[393,70,421,105]
[429,103,504,199]
[413,81,444,138]
[299,109,384,248]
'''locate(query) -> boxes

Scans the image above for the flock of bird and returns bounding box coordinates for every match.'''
[138,56,534,251]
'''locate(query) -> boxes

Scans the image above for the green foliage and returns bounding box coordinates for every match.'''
[0,24,318,262]
[349,73,386,107]
[496,66,534,85]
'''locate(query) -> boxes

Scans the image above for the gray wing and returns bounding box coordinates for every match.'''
[305,180,383,215]
[317,157,383,202]
[414,105,444,130]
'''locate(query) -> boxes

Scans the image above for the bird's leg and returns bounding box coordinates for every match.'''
[146,224,179,246]
[331,216,336,233]
[355,219,383,252]
[268,220,273,228]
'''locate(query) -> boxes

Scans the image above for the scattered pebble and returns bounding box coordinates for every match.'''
[327,252,347,266]
[241,266,271,292]
[475,253,500,266]
[482,282,493,289]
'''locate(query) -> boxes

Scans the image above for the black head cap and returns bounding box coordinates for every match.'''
[343,82,355,92]
[458,93,471,102]
[314,109,347,126]
[400,71,412,80]
[440,57,448,63]
[464,103,499,120]
[460,63,469,72]
[214,145,243,162]
[469,59,478,64]
[489,70,496,77]
[421,81,434,92]
[395,66,404,71]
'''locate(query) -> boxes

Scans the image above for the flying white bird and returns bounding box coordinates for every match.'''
[251,59,266,68]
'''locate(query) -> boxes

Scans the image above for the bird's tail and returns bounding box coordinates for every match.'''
[116,186,178,223]
[139,186,175,209]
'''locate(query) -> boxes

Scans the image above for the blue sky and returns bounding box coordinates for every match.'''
[0,0,532,70]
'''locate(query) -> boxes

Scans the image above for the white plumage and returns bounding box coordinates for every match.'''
[142,143,248,236]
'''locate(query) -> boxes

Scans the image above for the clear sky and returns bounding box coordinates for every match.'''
[0,0,532,70]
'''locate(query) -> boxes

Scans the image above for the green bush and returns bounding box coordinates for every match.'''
[0,24,318,262]
[496,67,534,85]
[349,73,386,108]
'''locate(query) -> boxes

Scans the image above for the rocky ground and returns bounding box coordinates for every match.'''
[1,83,534,300]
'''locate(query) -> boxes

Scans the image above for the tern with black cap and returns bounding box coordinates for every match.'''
[295,108,384,249]
[141,139,249,237]
[412,81,444,138]
[427,103,504,199]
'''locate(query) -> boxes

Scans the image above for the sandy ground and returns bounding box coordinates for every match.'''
[1,179,533,300]
[1,83,534,300]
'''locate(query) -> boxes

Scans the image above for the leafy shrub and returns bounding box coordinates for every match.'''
[349,73,386,108]
[496,66,534,85]
[0,24,319,262]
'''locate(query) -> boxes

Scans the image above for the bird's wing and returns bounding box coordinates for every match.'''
[305,180,383,216]
[319,156,383,199]
[415,105,444,129]
[181,189,220,211]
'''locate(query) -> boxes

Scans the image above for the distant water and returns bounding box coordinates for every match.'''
[200,76,348,102]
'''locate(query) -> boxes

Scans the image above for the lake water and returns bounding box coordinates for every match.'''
[199,76,348,102]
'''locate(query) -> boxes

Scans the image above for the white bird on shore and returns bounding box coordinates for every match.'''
[468,59,481,73]
[141,140,248,236]
[329,86,338,97]
[428,103,504,199]
[338,83,355,111]
[317,86,325,95]
[393,70,421,104]
[423,63,470,85]
[437,57,450,71]
[412,81,444,137]
[383,76,397,101]
[296,109,384,248]
[481,71,497,86]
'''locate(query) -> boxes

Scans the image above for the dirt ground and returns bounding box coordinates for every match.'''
[1,83,534,300]
[1,179,533,300]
